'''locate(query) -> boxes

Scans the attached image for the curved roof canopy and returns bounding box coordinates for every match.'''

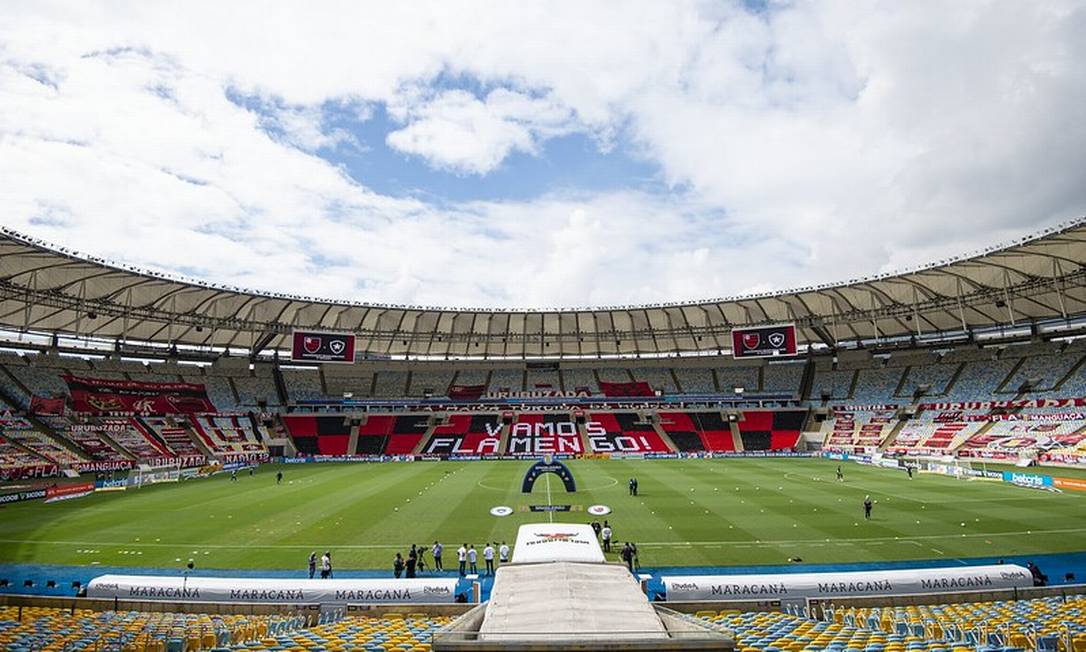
[1,220,1085,359]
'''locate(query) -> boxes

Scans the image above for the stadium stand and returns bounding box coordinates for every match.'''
[560,367,597,394]
[716,364,760,394]
[281,415,352,455]
[280,367,325,402]
[408,369,455,397]
[191,414,268,456]
[487,368,524,393]
[658,410,736,452]
[737,410,805,451]
[586,412,673,453]
[673,367,716,393]
[422,413,502,455]
[636,366,678,394]
[764,361,804,396]
[373,370,410,398]
[524,366,561,393]
[0,605,453,652]
[2,427,85,465]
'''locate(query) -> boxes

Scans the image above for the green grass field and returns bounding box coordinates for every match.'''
[1,458,1083,571]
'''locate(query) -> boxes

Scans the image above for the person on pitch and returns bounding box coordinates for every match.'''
[432,541,444,572]
[307,551,317,579]
[393,552,405,579]
[406,548,417,578]
[499,541,510,565]
[483,542,495,576]
[468,544,478,574]
[321,551,333,579]
[628,478,635,495]
[632,477,638,496]
[863,495,873,520]
[276,471,283,485]
[836,466,844,482]
[457,543,467,576]
[601,524,613,552]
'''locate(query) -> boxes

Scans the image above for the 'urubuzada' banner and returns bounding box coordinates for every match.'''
[63,376,216,415]
[731,324,798,359]
[291,331,356,364]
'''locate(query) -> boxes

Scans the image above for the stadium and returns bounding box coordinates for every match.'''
[3,4,1086,651]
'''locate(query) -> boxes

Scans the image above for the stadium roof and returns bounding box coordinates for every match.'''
[1,219,1085,360]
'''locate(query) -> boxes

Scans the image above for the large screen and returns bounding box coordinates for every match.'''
[731,324,798,358]
[290,330,356,364]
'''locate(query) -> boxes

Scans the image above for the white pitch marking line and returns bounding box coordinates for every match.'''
[545,472,553,523]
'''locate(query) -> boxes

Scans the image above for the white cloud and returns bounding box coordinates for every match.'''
[0,0,1083,309]
[385,89,577,174]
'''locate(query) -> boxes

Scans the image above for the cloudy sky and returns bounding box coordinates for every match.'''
[2,1,1084,309]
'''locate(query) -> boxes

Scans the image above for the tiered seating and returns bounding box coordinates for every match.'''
[0,605,312,652]
[231,369,280,407]
[3,428,85,465]
[372,370,409,397]
[737,410,805,450]
[850,367,905,405]
[596,367,632,385]
[281,368,324,402]
[636,367,678,394]
[191,414,268,455]
[488,368,524,393]
[189,374,238,411]
[898,362,958,398]
[524,367,561,393]
[823,411,896,452]
[812,364,855,401]
[0,435,53,477]
[716,365,759,393]
[673,367,715,393]
[1001,346,1083,393]
[658,411,735,452]
[281,415,351,455]
[585,412,673,453]
[824,594,1086,651]
[353,414,430,455]
[61,421,130,462]
[6,360,70,402]
[106,419,174,460]
[137,417,203,457]
[943,358,1017,401]
[508,412,580,455]
[561,367,597,393]
[763,361,804,395]
[322,367,375,398]
[408,369,454,396]
[421,414,502,455]
[698,610,939,652]
[959,420,1086,460]
[886,418,985,456]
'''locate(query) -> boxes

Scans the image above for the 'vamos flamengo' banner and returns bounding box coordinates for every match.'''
[64,376,216,415]
[86,575,463,604]
[663,565,1031,605]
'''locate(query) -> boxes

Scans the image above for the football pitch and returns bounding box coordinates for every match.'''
[0,458,1083,572]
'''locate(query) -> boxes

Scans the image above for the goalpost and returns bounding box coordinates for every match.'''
[126,459,182,488]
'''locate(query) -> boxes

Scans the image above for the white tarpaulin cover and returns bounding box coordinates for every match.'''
[664,564,1032,603]
[86,574,461,604]
[481,562,666,641]
[510,522,605,564]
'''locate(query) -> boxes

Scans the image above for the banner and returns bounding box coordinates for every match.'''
[86,575,463,604]
[598,381,655,398]
[511,523,604,564]
[0,488,46,504]
[291,331,356,364]
[447,384,486,401]
[29,395,66,415]
[731,324,797,358]
[64,376,216,415]
[45,482,95,503]
[663,565,1031,604]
